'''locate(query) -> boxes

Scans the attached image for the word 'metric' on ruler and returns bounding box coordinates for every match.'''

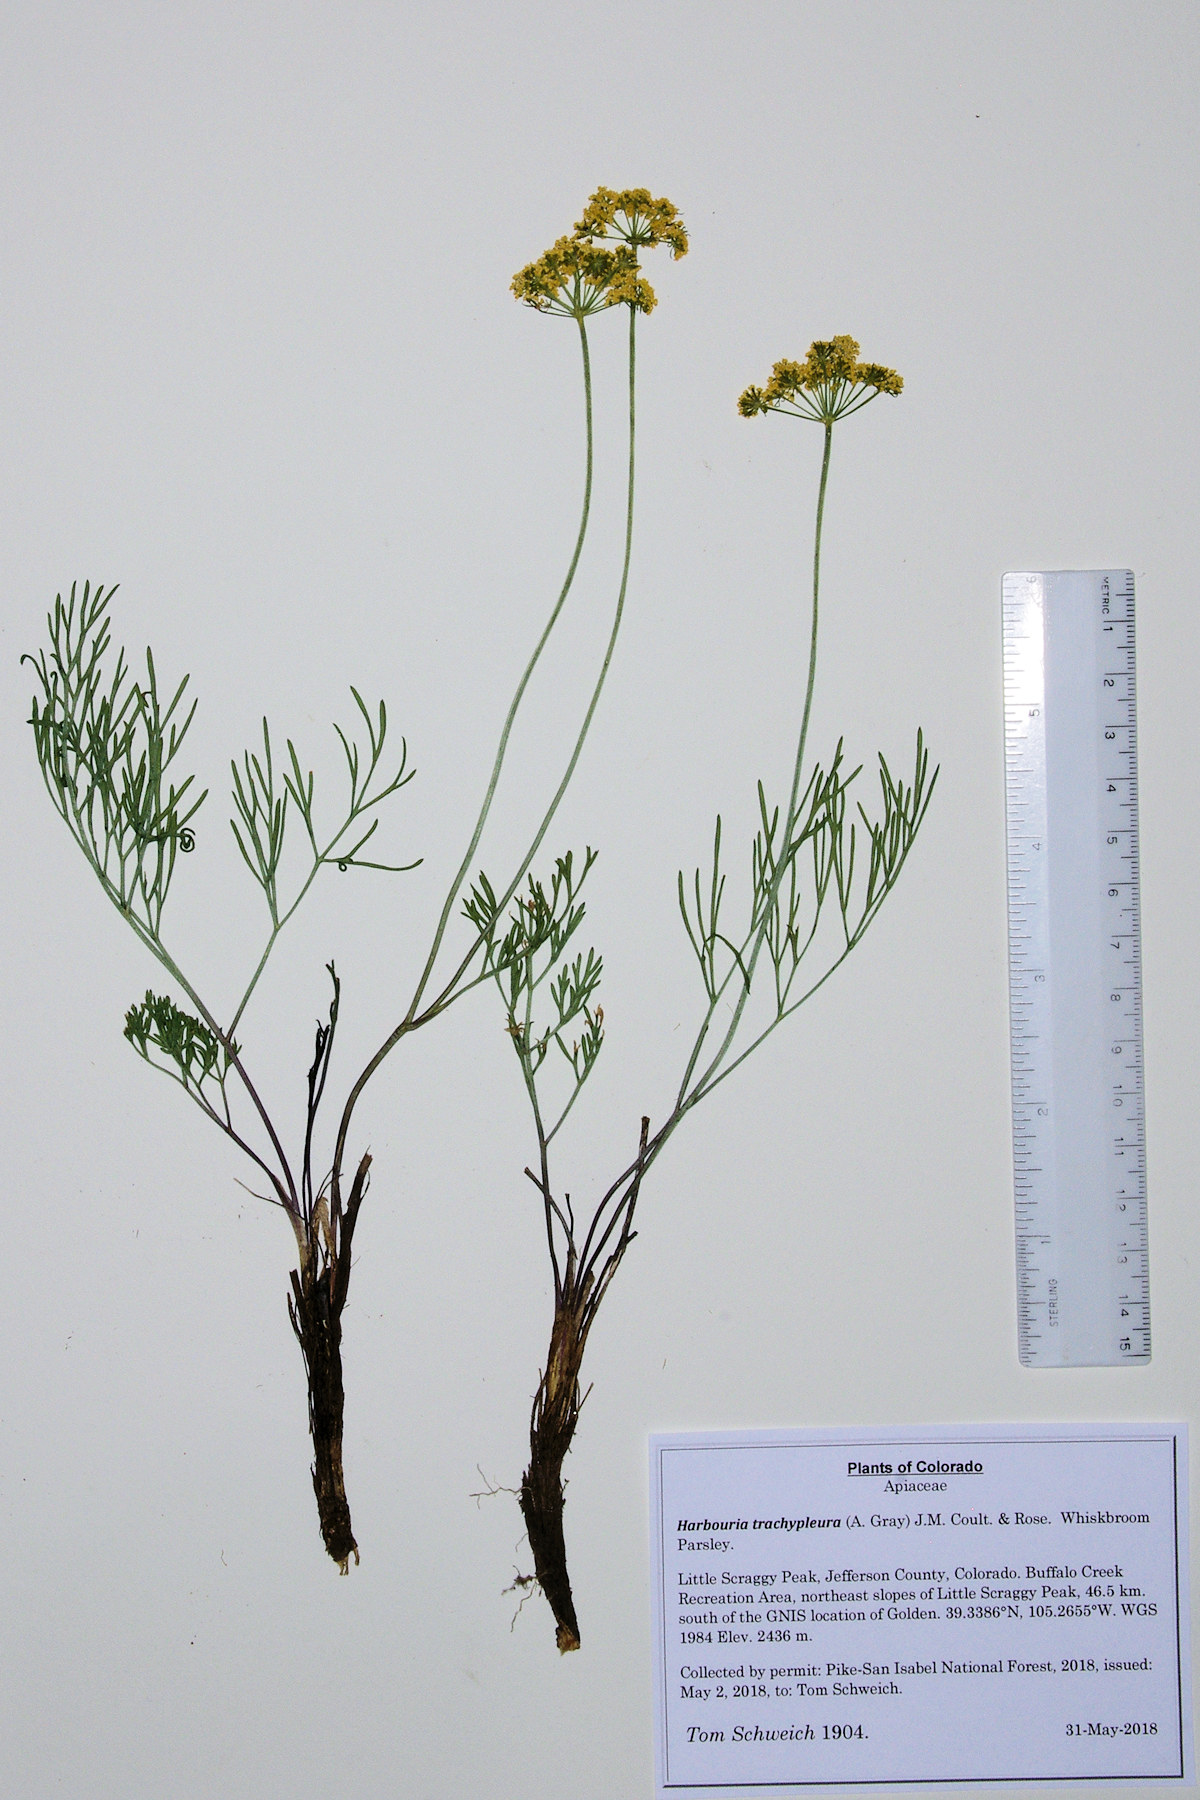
[1002,571,1148,1368]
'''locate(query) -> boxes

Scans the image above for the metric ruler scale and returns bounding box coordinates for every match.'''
[1002,570,1148,1368]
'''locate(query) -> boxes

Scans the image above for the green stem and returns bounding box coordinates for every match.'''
[675,423,833,1110]
[456,303,643,1173]
[447,301,638,984]
[229,890,306,1042]
[789,421,832,819]
[228,740,415,1040]
[112,902,300,1210]
[406,317,596,1024]
[227,824,345,1041]
[461,300,637,947]
[333,310,634,1178]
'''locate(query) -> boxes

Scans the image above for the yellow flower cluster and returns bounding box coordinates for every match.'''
[573,187,689,259]
[511,236,650,317]
[738,337,903,424]
[512,186,686,321]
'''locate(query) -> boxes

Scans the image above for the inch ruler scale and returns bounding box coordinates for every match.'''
[1002,570,1149,1368]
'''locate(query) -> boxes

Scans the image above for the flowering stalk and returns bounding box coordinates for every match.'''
[478,336,935,1648]
[325,189,683,1245]
[24,187,685,1570]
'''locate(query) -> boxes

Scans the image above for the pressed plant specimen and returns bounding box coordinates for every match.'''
[467,335,936,1648]
[24,185,686,1571]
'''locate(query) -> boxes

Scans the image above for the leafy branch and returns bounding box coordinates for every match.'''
[227,694,421,1037]
[25,581,206,945]
[670,732,935,1113]
[467,851,604,1148]
[124,990,237,1098]
[24,580,423,1227]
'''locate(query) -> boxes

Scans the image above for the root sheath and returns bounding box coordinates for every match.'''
[520,1299,587,1651]
[287,1152,370,1568]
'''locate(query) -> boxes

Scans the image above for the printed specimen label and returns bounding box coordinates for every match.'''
[649,1425,1190,1792]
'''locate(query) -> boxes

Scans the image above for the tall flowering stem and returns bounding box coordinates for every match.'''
[680,337,909,1104]
[484,335,934,1649]
[329,190,684,1181]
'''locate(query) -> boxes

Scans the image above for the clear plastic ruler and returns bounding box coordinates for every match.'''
[1002,570,1148,1367]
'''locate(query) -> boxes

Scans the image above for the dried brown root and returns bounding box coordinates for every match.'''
[519,1298,587,1652]
[287,1151,370,1570]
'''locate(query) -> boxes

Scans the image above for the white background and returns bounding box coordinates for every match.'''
[1,4,1196,1797]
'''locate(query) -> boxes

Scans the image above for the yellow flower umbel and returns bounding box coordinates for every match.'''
[737,334,907,859]
[512,188,686,321]
[739,336,903,425]
[574,186,689,261]
[511,235,652,318]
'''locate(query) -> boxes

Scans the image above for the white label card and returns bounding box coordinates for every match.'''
[650,1425,1190,1792]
